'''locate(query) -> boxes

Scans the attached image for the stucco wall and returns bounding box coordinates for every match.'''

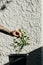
[0,0,41,65]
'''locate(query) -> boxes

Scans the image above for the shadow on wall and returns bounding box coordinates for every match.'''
[0,30,14,36]
[4,47,42,65]
[0,0,11,10]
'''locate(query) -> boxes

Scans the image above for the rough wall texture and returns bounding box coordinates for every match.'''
[0,0,41,65]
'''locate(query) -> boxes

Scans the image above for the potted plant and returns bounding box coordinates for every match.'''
[9,29,30,65]
[12,29,30,53]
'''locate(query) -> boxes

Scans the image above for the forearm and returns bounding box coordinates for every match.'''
[0,25,10,33]
[0,25,21,37]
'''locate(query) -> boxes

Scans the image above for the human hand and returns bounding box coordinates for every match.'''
[10,30,21,38]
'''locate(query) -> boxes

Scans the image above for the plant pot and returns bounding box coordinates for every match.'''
[9,54,29,65]
[4,47,41,65]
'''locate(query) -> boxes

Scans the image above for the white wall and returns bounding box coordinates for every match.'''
[0,0,41,65]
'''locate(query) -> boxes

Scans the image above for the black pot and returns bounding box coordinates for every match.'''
[9,54,28,65]
[4,47,42,65]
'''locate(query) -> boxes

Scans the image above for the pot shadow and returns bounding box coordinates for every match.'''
[4,47,42,65]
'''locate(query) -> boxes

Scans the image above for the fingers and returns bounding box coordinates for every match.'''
[13,31,20,37]
[10,30,21,38]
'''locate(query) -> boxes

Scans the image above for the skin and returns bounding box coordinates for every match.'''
[0,25,21,38]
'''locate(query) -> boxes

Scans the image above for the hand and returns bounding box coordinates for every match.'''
[10,30,21,38]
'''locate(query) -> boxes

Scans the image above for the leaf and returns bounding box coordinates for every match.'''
[20,44,24,50]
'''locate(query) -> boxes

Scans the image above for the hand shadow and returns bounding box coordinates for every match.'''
[0,30,14,36]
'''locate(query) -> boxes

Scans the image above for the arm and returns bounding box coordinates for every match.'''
[0,25,21,38]
[0,25,10,33]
